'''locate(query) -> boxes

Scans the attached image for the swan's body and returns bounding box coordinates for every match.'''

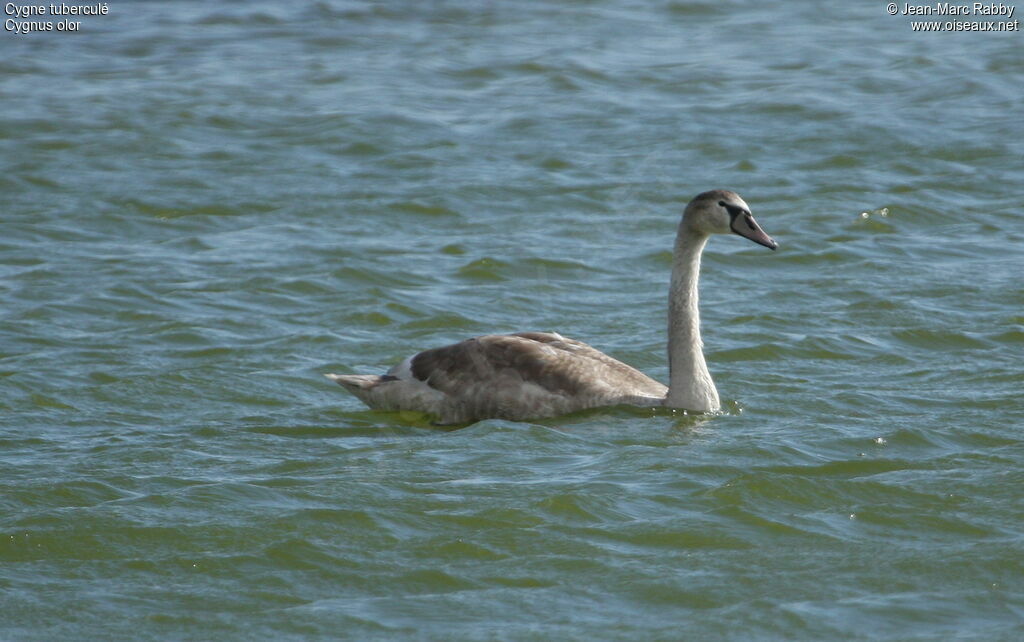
[327,190,777,424]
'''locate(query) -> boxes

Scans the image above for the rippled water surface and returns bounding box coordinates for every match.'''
[3,1,1024,639]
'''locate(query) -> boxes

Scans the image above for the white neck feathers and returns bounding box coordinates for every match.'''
[665,224,720,412]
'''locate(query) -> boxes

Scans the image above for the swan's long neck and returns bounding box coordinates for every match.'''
[665,225,721,412]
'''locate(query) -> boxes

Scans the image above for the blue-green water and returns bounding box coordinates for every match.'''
[2,1,1023,639]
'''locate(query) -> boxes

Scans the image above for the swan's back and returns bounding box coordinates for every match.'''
[327,332,667,424]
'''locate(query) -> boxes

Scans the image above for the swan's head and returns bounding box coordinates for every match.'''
[684,189,778,250]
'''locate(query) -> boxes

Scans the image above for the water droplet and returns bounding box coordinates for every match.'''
[860,212,870,219]
[849,513,857,520]
[873,437,886,445]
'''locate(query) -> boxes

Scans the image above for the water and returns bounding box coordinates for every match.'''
[2,1,1023,639]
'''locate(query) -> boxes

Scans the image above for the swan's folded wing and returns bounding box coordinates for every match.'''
[510,332,667,395]
[409,332,666,401]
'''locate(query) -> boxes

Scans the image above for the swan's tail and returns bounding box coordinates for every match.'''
[324,373,384,396]
[325,372,441,416]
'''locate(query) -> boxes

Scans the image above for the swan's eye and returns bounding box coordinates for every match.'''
[718,201,726,207]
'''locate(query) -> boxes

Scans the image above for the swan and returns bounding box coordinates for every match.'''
[326,189,777,424]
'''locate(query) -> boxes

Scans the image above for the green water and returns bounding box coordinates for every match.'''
[2,1,1023,639]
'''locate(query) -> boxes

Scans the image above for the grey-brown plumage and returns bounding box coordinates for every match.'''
[326,332,666,425]
[326,189,777,424]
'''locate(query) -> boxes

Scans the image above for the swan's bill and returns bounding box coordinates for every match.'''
[730,211,778,250]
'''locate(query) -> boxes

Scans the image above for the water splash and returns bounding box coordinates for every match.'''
[859,207,890,220]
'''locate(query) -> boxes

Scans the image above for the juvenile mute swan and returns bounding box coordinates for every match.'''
[326,190,777,424]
